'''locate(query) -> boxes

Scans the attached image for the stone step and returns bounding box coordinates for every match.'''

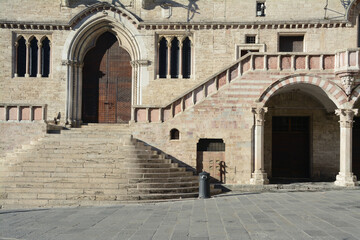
[128,176,198,184]
[128,187,198,194]
[6,152,165,159]
[136,182,198,188]
[1,181,125,189]
[1,167,186,177]
[0,192,199,209]
[3,161,177,169]
[3,158,173,165]
[0,176,129,184]
[127,172,194,179]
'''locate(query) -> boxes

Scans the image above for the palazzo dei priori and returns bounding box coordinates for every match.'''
[1,0,360,208]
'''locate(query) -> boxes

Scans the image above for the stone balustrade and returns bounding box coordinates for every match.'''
[335,48,360,75]
[132,51,341,123]
[0,104,47,122]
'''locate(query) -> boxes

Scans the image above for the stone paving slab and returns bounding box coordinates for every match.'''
[1,190,360,240]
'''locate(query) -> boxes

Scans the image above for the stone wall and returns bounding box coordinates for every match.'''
[0,122,46,157]
[133,71,341,184]
[264,92,340,181]
[0,0,347,23]
[0,0,358,114]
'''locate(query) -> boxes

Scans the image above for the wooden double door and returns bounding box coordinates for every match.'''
[272,116,310,179]
[82,32,132,123]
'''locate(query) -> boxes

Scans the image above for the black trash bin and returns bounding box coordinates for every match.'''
[199,171,210,199]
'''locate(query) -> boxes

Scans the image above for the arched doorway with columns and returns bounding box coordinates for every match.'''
[250,75,357,185]
[61,3,148,126]
[82,31,132,123]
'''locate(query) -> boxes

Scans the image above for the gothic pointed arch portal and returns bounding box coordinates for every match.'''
[61,3,149,127]
[82,32,132,123]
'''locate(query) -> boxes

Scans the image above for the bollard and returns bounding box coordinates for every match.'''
[199,171,210,199]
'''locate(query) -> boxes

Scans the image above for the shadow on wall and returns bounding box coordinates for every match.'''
[65,0,127,8]
[64,0,200,22]
[144,0,200,22]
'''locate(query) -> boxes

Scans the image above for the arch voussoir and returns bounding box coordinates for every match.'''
[258,75,347,109]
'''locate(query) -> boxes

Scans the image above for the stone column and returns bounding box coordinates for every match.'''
[178,39,183,79]
[25,42,30,77]
[166,37,172,79]
[75,62,84,125]
[335,109,359,186]
[37,43,42,77]
[250,107,269,185]
[14,42,18,77]
[156,41,160,79]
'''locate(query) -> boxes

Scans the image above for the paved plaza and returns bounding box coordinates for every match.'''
[1,190,360,240]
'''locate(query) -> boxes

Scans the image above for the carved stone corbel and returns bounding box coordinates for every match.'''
[340,74,355,96]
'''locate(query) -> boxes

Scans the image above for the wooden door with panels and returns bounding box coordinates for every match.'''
[197,139,226,183]
[272,116,310,179]
[82,32,132,123]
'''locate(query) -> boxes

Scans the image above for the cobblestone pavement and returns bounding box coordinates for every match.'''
[1,190,360,240]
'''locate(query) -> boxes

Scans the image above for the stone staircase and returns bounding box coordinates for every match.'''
[0,124,200,209]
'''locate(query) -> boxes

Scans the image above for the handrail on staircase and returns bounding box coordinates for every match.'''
[132,48,360,123]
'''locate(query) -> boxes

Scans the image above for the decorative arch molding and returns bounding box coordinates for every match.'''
[346,0,360,23]
[62,6,149,126]
[257,74,347,110]
[348,84,360,106]
[68,2,140,28]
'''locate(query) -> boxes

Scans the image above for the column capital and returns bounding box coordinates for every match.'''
[335,108,358,128]
[252,107,268,126]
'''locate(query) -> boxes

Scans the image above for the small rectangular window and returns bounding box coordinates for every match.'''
[256,2,265,17]
[279,36,304,52]
[246,36,256,44]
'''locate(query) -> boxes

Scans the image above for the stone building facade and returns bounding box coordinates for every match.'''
[1,0,360,188]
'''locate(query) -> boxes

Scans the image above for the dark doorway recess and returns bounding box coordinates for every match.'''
[352,117,360,177]
[197,139,226,183]
[272,116,310,180]
[82,32,132,123]
[279,36,304,52]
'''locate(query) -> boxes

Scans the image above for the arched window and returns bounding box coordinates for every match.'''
[29,38,38,77]
[170,37,179,78]
[182,37,191,79]
[170,128,180,140]
[16,36,26,77]
[14,35,51,78]
[157,35,192,79]
[41,37,50,77]
[158,37,168,78]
